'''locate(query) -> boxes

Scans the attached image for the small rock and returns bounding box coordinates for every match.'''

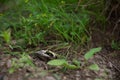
[86,78,92,80]
[6,60,12,68]
[45,76,56,80]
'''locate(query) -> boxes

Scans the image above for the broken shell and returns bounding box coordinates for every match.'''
[35,50,57,61]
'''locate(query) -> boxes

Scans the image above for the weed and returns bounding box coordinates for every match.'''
[47,47,101,71]
[0,0,90,47]
[111,40,120,50]
[47,59,80,70]
[0,29,11,44]
[8,52,34,74]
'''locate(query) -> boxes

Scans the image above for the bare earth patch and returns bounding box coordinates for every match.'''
[0,46,120,80]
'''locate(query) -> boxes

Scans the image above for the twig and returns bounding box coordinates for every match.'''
[112,19,120,35]
[100,53,120,73]
[107,3,120,20]
[75,0,82,12]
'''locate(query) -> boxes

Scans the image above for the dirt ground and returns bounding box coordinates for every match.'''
[0,28,120,80]
[0,48,120,80]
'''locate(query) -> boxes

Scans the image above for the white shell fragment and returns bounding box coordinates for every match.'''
[35,50,57,61]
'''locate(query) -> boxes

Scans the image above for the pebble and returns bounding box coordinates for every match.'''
[45,76,56,80]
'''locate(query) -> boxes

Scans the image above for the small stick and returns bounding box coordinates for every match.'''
[100,53,120,73]
[112,19,120,35]
[75,0,82,12]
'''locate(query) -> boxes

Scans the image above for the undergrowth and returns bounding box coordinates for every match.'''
[0,0,109,73]
[0,0,107,47]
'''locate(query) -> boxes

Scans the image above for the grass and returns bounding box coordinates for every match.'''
[0,0,107,47]
[0,0,90,47]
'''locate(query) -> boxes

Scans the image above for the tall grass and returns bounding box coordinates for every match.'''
[0,0,106,47]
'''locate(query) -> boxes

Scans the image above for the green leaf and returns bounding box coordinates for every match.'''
[66,64,79,69]
[1,29,11,44]
[88,64,100,71]
[8,67,15,74]
[72,59,81,67]
[47,59,67,66]
[95,78,103,80]
[84,47,102,60]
